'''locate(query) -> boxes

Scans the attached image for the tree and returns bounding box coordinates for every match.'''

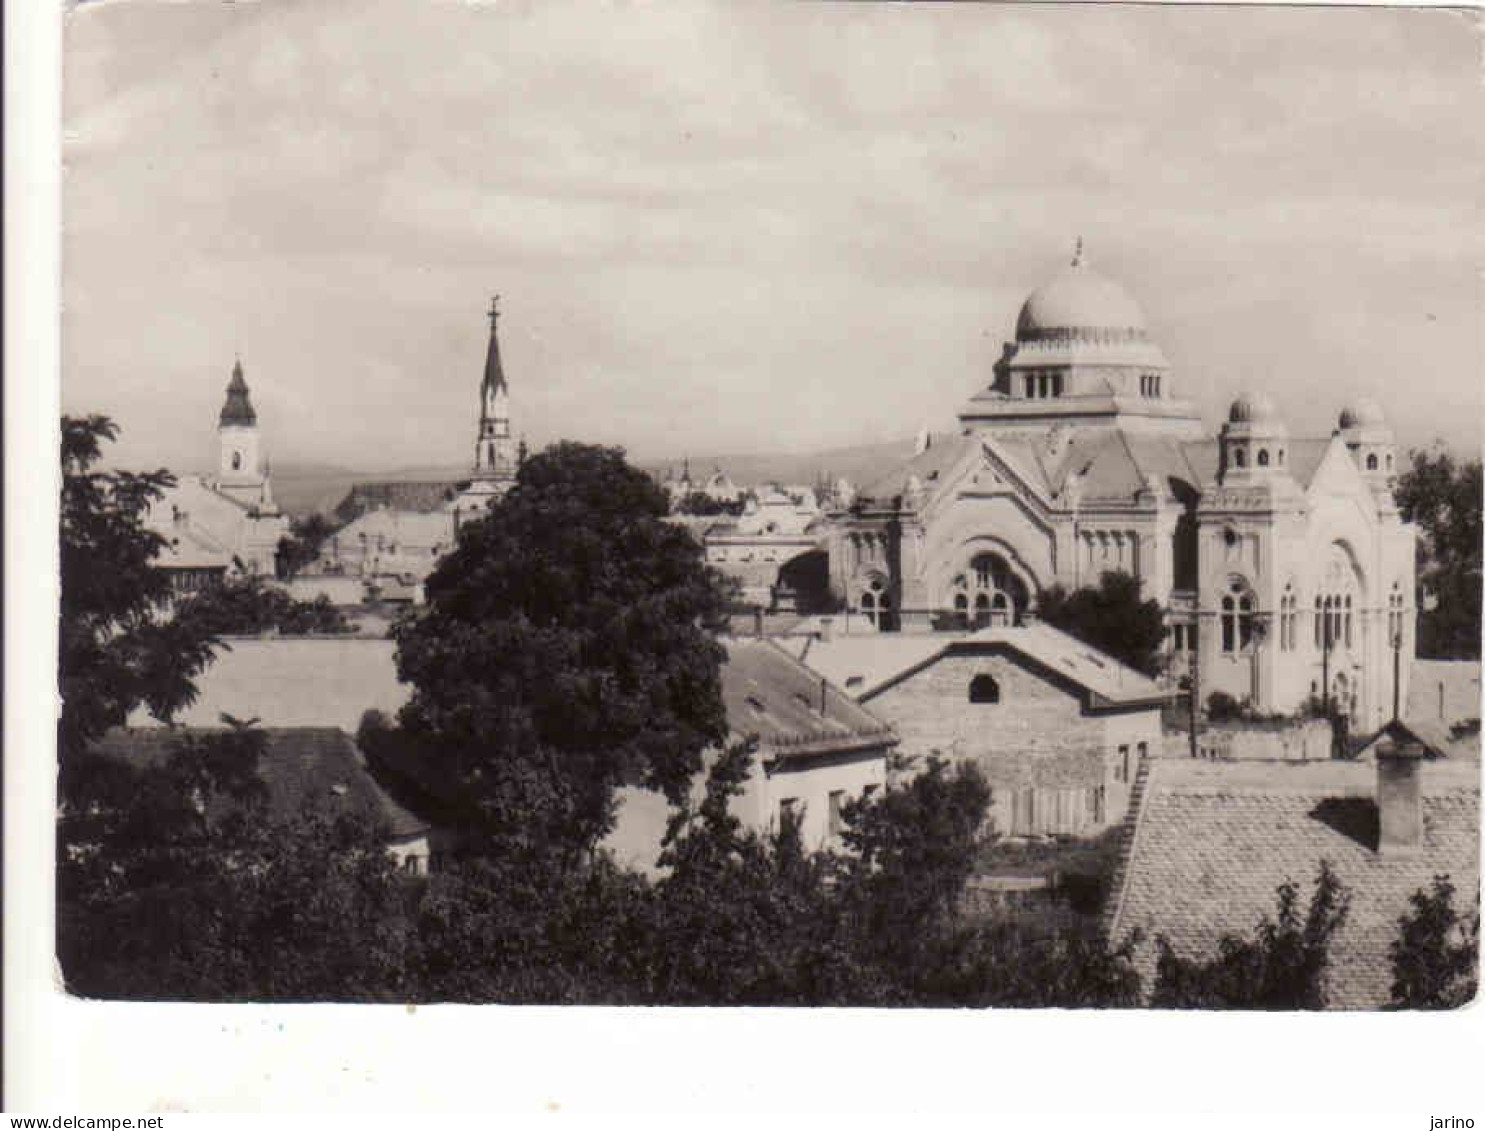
[393,442,732,865]
[175,575,353,637]
[58,415,220,803]
[672,490,743,517]
[1037,570,1166,676]
[1395,447,1482,659]
[275,512,336,579]
[1151,862,1351,1009]
[1389,875,1480,1009]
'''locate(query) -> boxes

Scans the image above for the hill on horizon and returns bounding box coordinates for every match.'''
[264,436,923,517]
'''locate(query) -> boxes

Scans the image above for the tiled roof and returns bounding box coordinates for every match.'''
[333,507,454,548]
[783,623,1167,709]
[93,726,429,838]
[1107,758,1480,1008]
[856,433,976,503]
[720,636,897,761]
[334,481,459,522]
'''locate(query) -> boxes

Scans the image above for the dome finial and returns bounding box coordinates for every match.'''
[1072,236,1085,267]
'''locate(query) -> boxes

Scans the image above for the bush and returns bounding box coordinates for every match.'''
[1205,690,1244,722]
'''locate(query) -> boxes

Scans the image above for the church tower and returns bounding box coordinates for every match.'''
[451,297,520,523]
[216,358,277,513]
[474,296,519,481]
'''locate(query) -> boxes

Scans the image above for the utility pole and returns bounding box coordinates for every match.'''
[1188,612,1201,760]
[1392,630,1402,723]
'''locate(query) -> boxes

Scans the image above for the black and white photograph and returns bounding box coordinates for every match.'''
[11,0,1485,1113]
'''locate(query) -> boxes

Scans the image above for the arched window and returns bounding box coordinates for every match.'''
[1343,594,1354,647]
[1366,453,1379,471]
[1233,447,1247,469]
[1388,582,1406,642]
[231,450,243,471]
[1277,448,1286,466]
[1257,449,1270,467]
[1385,453,1394,471]
[1221,580,1256,654]
[966,552,1028,628]
[969,674,1000,704]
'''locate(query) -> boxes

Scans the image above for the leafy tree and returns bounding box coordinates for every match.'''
[1151,862,1351,1009]
[1037,570,1166,676]
[673,490,743,517]
[393,442,732,865]
[275,512,337,579]
[58,415,221,803]
[176,576,352,637]
[1395,447,1483,659]
[1389,875,1480,1009]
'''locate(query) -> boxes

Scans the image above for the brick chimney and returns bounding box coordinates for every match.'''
[1376,737,1426,855]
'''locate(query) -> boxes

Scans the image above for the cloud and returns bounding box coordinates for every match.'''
[63,0,1483,473]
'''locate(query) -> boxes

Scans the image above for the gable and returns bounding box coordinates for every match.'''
[1304,437,1374,506]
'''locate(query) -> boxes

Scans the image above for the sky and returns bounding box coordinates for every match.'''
[62,0,1484,474]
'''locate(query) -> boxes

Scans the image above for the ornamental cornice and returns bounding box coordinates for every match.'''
[1018,326,1149,346]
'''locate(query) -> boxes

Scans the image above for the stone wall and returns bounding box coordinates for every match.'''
[1162,717,1332,762]
[866,651,1160,836]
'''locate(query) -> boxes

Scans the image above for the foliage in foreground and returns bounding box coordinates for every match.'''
[1151,862,1351,1009]
[176,575,353,637]
[58,742,1144,1007]
[1389,875,1480,1009]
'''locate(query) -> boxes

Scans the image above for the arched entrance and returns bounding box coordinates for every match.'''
[774,548,830,614]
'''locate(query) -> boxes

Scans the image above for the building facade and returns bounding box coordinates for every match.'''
[825,243,1416,730]
[785,623,1166,838]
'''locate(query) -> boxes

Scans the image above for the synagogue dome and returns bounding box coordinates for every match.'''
[1228,391,1280,424]
[1015,242,1148,341]
[1338,398,1386,429]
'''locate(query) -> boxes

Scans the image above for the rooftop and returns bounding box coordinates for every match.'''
[1107,757,1480,1008]
[93,725,429,838]
[720,636,897,761]
[781,622,1167,710]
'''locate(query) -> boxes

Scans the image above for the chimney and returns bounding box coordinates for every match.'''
[818,616,834,644]
[1376,737,1426,855]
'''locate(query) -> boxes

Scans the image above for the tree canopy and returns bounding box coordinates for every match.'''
[58,415,220,802]
[1389,875,1480,1009]
[392,442,732,862]
[1395,447,1482,659]
[1036,570,1167,676]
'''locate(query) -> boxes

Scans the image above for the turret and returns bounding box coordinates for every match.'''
[1219,392,1291,484]
[1338,398,1397,495]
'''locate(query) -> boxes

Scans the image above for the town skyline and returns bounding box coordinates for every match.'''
[63,1,1482,474]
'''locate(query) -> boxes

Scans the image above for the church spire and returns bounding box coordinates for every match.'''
[471,295,517,485]
[219,357,257,426]
[483,295,508,400]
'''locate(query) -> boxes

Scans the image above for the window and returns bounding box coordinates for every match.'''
[828,790,846,838]
[1221,580,1256,654]
[1116,744,1131,784]
[231,450,243,471]
[1280,585,1298,652]
[1388,583,1406,643]
[969,674,1000,704]
[1257,448,1270,467]
[1366,453,1379,471]
[1092,785,1106,825]
[778,798,801,826]
[1137,741,1148,762]
[1386,453,1394,471]
[1277,449,1286,466]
